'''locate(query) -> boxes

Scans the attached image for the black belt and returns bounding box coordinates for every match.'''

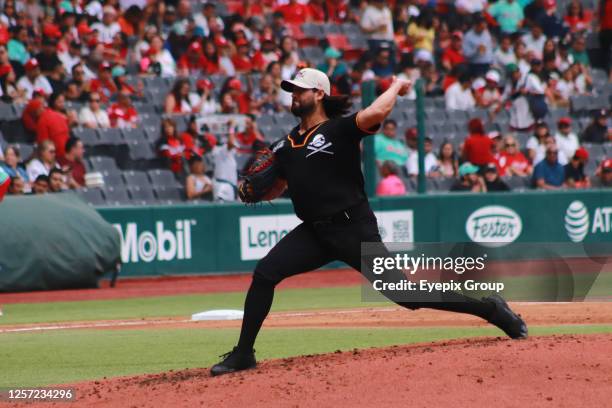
[310,201,370,227]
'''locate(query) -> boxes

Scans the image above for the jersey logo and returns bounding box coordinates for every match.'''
[272,140,285,152]
[306,134,334,157]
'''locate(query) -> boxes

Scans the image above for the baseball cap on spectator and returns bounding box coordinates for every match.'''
[472,13,486,24]
[472,77,486,90]
[573,147,589,161]
[111,65,126,78]
[78,23,93,36]
[228,78,242,91]
[215,36,229,48]
[451,31,463,40]
[485,70,500,84]
[459,162,479,177]
[0,64,12,76]
[42,24,62,39]
[378,77,393,93]
[33,88,47,97]
[324,47,342,59]
[196,78,214,90]
[414,49,433,63]
[235,38,249,47]
[405,128,417,139]
[188,42,202,53]
[506,63,519,73]
[24,58,39,71]
[594,109,608,118]
[544,0,556,9]
[468,118,484,134]
[483,163,498,173]
[602,159,612,172]
[530,57,542,65]
[558,117,572,126]
[488,130,501,139]
[281,68,331,96]
[261,32,274,43]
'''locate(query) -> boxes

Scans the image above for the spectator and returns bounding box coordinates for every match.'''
[165,78,196,115]
[26,140,59,182]
[192,78,219,115]
[274,0,311,25]
[0,56,21,104]
[8,175,24,195]
[489,130,504,165]
[533,147,565,189]
[371,47,394,78]
[78,92,110,128]
[235,114,266,172]
[108,91,139,129]
[504,63,534,131]
[445,72,475,111]
[376,160,406,196]
[251,73,281,114]
[483,162,511,191]
[564,1,592,33]
[529,123,568,165]
[475,70,503,114]
[92,6,121,45]
[181,116,206,156]
[48,167,65,192]
[524,58,548,120]
[194,2,224,38]
[224,77,251,114]
[522,24,547,60]
[498,134,532,177]
[16,58,53,99]
[177,41,207,76]
[57,136,86,189]
[360,0,394,47]
[462,118,494,166]
[581,109,611,144]
[21,92,46,134]
[406,9,435,52]
[157,118,187,174]
[34,38,61,76]
[36,91,73,160]
[463,13,494,76]
[58,40,83,74]
[211,123,238,201]
[569,61,592,95]
[89,62,118,104]
[554,117,579,159]
[65,63,91,103]
[564,147,590,188]
[489,0,524,35]
[185,155,213,201]
[437,141,459,178]
[552,67,575,107]
[493,34,517,68]
[536,0,567,39]
[450,162,486,192]
[31,174,49,194]
[373,119,408,167]
[404,127,418,157]
[592,159,612,188]
[1,144,29,189]
[406,136,438,177]
[253,32,279,72]
[141,35,176,77]
[7,25,29,65]
[569,34,590,66]
[317,47,348,85]
[442,31,465,72]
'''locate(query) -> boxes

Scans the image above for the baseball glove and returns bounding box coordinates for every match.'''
[238,148,287,203]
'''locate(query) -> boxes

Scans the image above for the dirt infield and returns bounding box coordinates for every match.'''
[16,334,606,408]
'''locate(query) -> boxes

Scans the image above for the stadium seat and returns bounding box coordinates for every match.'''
[77,188,105,206]
[502,175,529,190]
[103,186,131,206]
[154,186,183,203]
[435,177,456,191]
[121,128,148,143]
[0,103,15,120]
[123,170,150,187]
[0,118,32,143]
[72,127,99,146]
[89,156,120,174]
[326,33,350,50]
[14,143,34,161]
[570,95,590,114]
[148,169,179,187]
[301,23,324,39]
[97,128,126,157]
[257,114,276,128]
[127,185,156,205]
[102,172,124,187]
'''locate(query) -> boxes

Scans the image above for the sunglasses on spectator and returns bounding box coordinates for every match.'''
[505,143,516,147]
[90,98,100,102]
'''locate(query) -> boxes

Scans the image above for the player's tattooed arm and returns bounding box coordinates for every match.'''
[356,76,412,133]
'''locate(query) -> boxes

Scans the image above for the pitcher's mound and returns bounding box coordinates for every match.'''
[56,334,612,408]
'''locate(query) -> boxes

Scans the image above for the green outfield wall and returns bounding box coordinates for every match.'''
[97,190,612,277]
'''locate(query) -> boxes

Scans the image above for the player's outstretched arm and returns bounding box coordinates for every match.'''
[356,76,411,132]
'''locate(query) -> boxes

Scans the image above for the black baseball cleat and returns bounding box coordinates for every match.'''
[210,347,257,376]
[483,294,528,339]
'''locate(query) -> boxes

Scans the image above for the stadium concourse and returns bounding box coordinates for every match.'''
[0,0,610,204]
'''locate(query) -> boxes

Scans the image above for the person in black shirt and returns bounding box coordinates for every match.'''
[483,163,510,192]
[581,109,610,144]
[564,147,591,188]
[211,68,527,376]
[35,38,62,76]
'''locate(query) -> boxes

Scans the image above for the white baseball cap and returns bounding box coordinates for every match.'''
[485,70,501,83]
[281,68,331,96]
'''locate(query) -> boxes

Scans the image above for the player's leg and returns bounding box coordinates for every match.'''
[332,211,527,339]
[211,222,333,376]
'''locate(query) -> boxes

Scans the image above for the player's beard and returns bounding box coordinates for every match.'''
[290,98,316,118]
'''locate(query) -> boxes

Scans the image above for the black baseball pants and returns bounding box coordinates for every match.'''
[236,201,495,352]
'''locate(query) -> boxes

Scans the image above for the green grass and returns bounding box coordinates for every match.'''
[1,324,611,387]
[0,286,380,326]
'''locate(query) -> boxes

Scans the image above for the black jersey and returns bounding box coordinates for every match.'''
[270,112,376,221]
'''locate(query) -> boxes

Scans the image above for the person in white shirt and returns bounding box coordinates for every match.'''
[212,125,238,202]
[455,0,487,14]
[194,3,225,38]
[406,137,439,176]
[532,134,568,165]
[554,118,579,159]
[58,41,84,74]
[445,73,475,111]
[521,25,547,60]
[493,35,517,68]
[91,6,121,45]
[360,0,394,42]
[185,155,214,200]
[79,92,111,128]
[16,59,53,100]
[26,140,60,182]
[145,35,177,77]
